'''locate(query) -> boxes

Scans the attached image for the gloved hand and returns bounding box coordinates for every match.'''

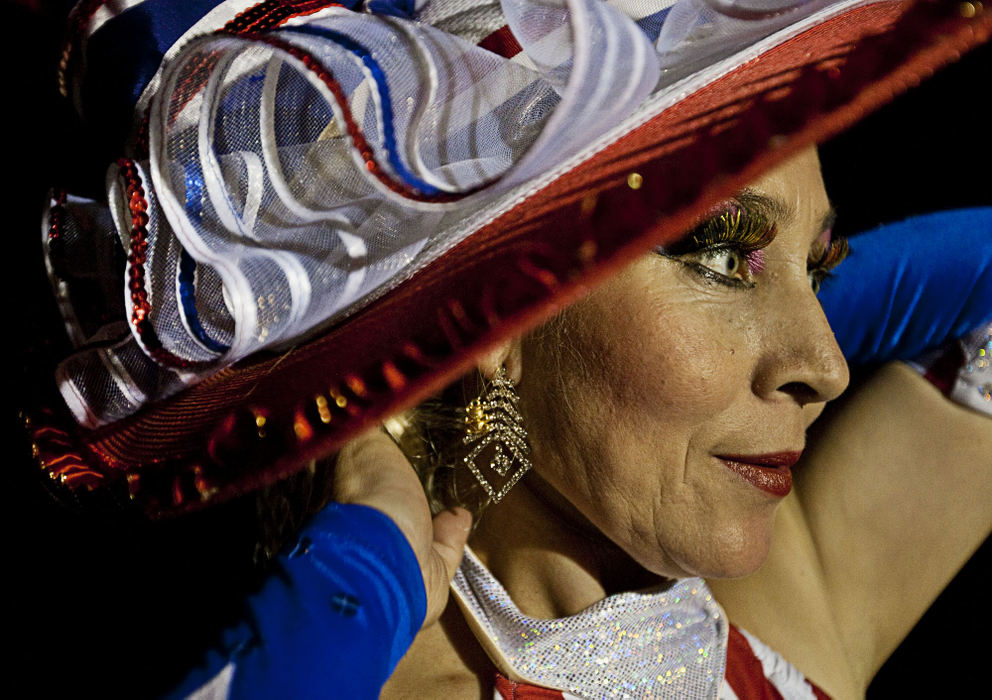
[169,429,471,699]
[335,429,473,628]
[820,207,992,366]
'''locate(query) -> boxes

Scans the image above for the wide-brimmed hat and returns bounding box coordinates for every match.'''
[29,0,991,515]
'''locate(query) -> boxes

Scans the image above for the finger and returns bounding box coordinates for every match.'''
[335,429,424,508]
[422,508,472,626]
[432,508,472,577]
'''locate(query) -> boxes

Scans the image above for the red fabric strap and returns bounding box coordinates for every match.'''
[726,624,833,699]
[726,624,787,700]
[494,672,566,699]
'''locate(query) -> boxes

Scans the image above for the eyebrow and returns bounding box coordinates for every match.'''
[739,188,838,236]
[738,189,793,223]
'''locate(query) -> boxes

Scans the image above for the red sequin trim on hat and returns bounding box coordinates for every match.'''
[167,1,344,126]
[57,0,105,98]
[47,189,67,245]
[118,158,210,370]
[167,2,478,202]
[243,32,486,203]
[25,410,105,489]
[224,0,342,33]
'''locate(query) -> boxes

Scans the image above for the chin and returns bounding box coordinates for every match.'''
[663,517,776,581]
[706,520,776,579]
[705,550,772,580]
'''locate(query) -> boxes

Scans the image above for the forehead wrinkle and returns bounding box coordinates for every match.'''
[740,187,837,246]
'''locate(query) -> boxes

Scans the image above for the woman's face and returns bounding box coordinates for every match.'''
[518,148,849,580]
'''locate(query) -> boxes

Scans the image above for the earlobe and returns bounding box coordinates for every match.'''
[477,339,523,384]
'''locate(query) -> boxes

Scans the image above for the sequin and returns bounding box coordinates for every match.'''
[117,158,208,370]
[247,33,484,203]
[952,328,992,412]
[959,2,980,18]
[452,547,728,698]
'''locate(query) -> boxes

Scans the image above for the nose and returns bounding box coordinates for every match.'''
[752,287,850,406]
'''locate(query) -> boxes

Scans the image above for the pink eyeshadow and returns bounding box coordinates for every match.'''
[745,248,765,275]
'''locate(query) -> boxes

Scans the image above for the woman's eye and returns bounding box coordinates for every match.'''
[658,197,776,288]
[682,246,754,286]
[697,248,744,277]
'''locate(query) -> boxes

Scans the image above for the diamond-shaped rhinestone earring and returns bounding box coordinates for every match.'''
[462,366,531,503]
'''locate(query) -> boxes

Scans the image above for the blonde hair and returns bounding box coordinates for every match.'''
[383,380,495,521]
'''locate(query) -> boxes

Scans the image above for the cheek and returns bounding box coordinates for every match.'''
[571,289,743,432]
[519,270,778,579]
[523,276,748,510]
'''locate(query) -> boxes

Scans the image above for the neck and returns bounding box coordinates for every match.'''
[467,472,663,620]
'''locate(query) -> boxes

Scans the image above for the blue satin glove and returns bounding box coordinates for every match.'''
[168,503,426,700]
[820,207,992,366]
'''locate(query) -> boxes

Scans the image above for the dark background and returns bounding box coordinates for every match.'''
[820,29,991,700]
[6,1,989,696]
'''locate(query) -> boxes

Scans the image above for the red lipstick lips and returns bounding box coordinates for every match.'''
[717,452,802,497]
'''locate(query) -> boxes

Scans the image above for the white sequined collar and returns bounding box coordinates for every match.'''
[451,546,729,699]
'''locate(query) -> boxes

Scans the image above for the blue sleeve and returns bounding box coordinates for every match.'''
[167,503,427,699]
[819,207,992,366]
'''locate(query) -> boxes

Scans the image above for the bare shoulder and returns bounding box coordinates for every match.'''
[710,362,992,695]
[382,601,492,699]
[796,363,992,676]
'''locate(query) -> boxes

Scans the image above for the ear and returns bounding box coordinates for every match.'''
[476,338,523,384]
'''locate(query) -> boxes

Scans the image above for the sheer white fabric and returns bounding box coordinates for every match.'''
[454,546,730,698]
[47,0,857,426]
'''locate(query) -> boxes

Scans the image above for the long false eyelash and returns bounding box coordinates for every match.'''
[664,200,777,257]
[807,235,850,292]
[808,234,850,271]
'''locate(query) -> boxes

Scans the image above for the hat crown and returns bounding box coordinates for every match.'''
[53,0,841,428]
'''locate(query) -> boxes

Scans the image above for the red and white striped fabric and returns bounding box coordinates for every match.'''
[907,324,992,417]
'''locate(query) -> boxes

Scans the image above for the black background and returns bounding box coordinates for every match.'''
[7,1,989,696]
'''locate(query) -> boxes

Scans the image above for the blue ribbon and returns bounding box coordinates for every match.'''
[280,24,444,196]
